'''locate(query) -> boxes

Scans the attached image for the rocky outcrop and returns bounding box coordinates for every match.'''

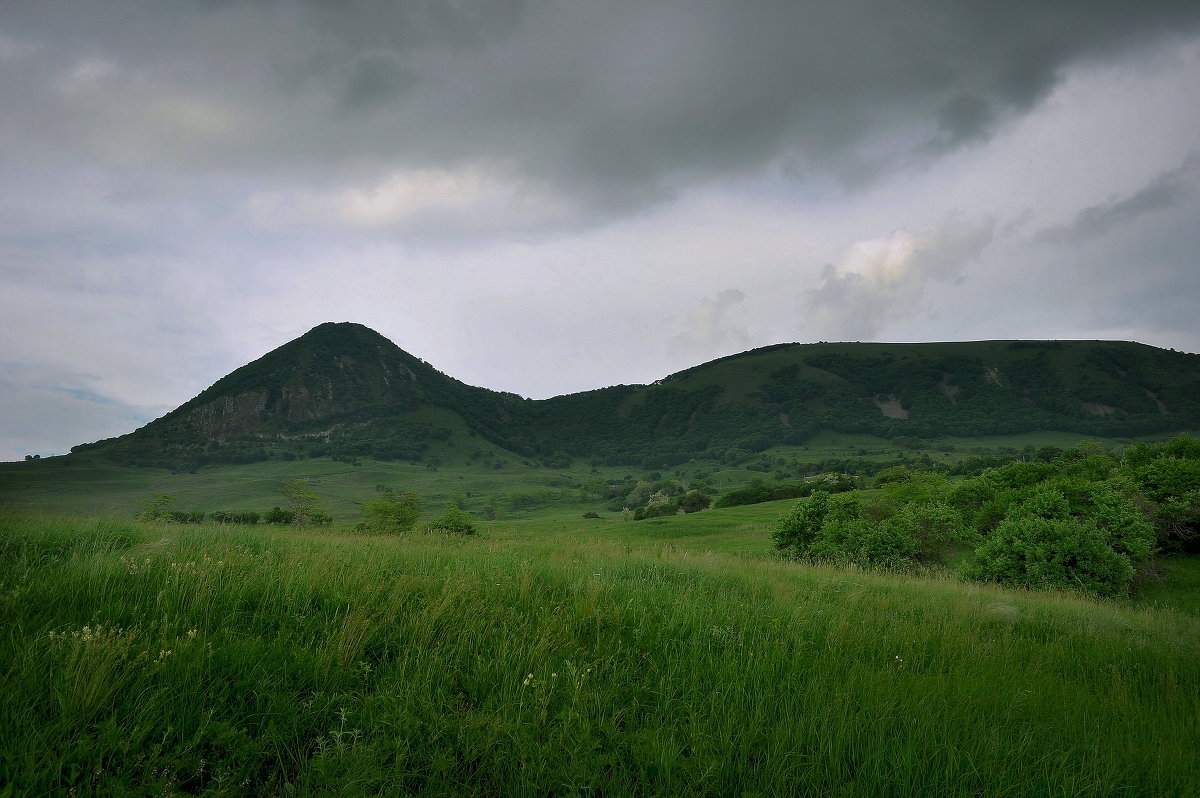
[185,390,270,438]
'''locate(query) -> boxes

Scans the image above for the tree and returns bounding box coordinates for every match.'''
[360,490,422,534]
[677,490,712,513]
[136,493,176,521]
[279,479,325,527]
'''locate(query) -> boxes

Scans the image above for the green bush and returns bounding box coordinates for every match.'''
[964,488,1140,597]
[891,501,973,559]
[812,514,920,566]
[426,505,477,535]
[633,502,677,520]
[677,490,712,513]
[359,490,422,534]
[772,492,860,559]
[264,507,296,525]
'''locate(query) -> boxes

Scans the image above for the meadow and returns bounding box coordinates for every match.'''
[2,510,1198,796]
[0,429,1166,521]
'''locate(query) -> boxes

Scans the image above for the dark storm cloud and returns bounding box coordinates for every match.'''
[5,0,1199,215]
[3,0,1200,460]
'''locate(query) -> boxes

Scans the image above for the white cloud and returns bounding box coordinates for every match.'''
[671,288,752,361]
[804,217,995,341]
[244,165,576,238]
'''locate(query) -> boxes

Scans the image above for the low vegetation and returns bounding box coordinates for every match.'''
[1,514,1197,795]
[4,420,1199,793]
[772,435,1200,596]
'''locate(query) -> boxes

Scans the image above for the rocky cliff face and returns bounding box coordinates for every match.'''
[180,391,267,438]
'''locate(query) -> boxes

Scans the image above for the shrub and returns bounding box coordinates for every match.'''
[264,507,297,525]
[963,488,1139,597]
[360,490,422,534]
[633,502,677,520]
[811,515,919,566]
[889,501,973,560]
[772,491,836,559]
[427,505,477,535]
[873,466,913,487]
[210,511,260,525]
[677,490,712,513]
[777,489,967,567]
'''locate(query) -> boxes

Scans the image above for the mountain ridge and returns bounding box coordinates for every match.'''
[70,322,1200,470]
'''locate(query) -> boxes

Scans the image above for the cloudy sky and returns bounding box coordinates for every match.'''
[3,0,1200,460]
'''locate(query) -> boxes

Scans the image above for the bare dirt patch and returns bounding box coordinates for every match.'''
[873,395,909,419]
[939,373,959,405]
[1146,390,1170,415]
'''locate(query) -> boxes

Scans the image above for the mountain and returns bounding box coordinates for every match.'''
[71,323,522,469]
[72,323,1200,471]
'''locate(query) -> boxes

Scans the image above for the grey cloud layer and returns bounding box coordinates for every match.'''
[1037,158,1196,244]
[6,0,1200,214]
[3,1,1200,459]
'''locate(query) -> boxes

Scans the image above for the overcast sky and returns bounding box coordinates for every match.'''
[3,1,1200,460]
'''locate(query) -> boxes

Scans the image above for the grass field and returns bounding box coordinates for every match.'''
[2,512,1198,796]
[4,429,1191,522]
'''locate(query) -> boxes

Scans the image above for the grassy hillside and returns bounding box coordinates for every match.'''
[4,428,1188,521]
[56,324,1200,473]
[2,513,1197,796]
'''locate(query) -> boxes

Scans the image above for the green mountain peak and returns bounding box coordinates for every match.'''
[72,328,1200,471]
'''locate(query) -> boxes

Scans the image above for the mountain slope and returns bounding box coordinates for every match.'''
[71,324,1200,470]
[486,339,1199,466]
[72,323,523,468]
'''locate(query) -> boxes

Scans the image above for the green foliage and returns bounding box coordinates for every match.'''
[964,488,1140,597]
[359,490,422,534]
[163,510,205,524]
[873,465,913,486]
[210,511,260,525]
[264,506,296,525]
[777,476,977,568]
[769,435,1194,594]
[426,504,477,535]
[811,514,920,566]
[715,475,854,509]
[677,490,712,513]
[772,491,835,559]
[632,502,678,520]
[136,493,176,521]
[279,478,325,526]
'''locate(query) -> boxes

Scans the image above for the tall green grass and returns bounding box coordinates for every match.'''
[2,513,1198,796]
